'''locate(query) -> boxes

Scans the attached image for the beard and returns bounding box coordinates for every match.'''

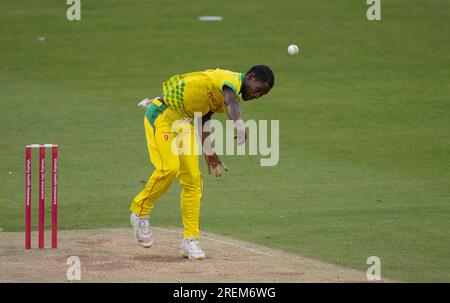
[240,85,249,101]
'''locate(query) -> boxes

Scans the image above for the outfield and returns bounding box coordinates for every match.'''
[0,0,449,282]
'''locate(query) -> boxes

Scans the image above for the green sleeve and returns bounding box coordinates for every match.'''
[222,81,238,95]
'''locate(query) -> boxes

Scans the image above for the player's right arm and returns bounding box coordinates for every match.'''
[201,111,227,177]
[222,86,246,145]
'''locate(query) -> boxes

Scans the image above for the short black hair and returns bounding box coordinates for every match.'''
[247,65,275,89]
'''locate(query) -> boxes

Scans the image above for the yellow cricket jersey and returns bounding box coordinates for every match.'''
[162,69,244,118]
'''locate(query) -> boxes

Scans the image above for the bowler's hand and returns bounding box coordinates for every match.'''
[205,153,228,177]
[235,119,246,145]
[137,98,153,109]
[234,131,247,145]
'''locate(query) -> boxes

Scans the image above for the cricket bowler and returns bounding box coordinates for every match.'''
[130,65,275,260]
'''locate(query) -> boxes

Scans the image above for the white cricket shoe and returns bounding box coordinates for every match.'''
[130,212,153,248]
[180,237,206,260]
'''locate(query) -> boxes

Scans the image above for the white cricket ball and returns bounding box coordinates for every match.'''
[287,44,299,55]
[8,171,12,175]
[37,36,46,43]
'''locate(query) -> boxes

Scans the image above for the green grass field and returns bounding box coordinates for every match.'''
[1,0,449,282]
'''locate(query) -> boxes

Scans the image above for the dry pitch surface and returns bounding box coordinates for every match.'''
[0,228,385,282]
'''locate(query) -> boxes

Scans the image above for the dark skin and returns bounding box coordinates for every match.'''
[240,72,271,101]
[203,73,272,176]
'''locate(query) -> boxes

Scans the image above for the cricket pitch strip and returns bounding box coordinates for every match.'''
[0,228,387,282]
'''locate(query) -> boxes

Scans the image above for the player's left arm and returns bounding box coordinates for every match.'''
[201,111,214,147]
[222,86,246,145]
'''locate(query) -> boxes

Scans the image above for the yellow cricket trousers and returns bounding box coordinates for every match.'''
[130,99,202,239]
